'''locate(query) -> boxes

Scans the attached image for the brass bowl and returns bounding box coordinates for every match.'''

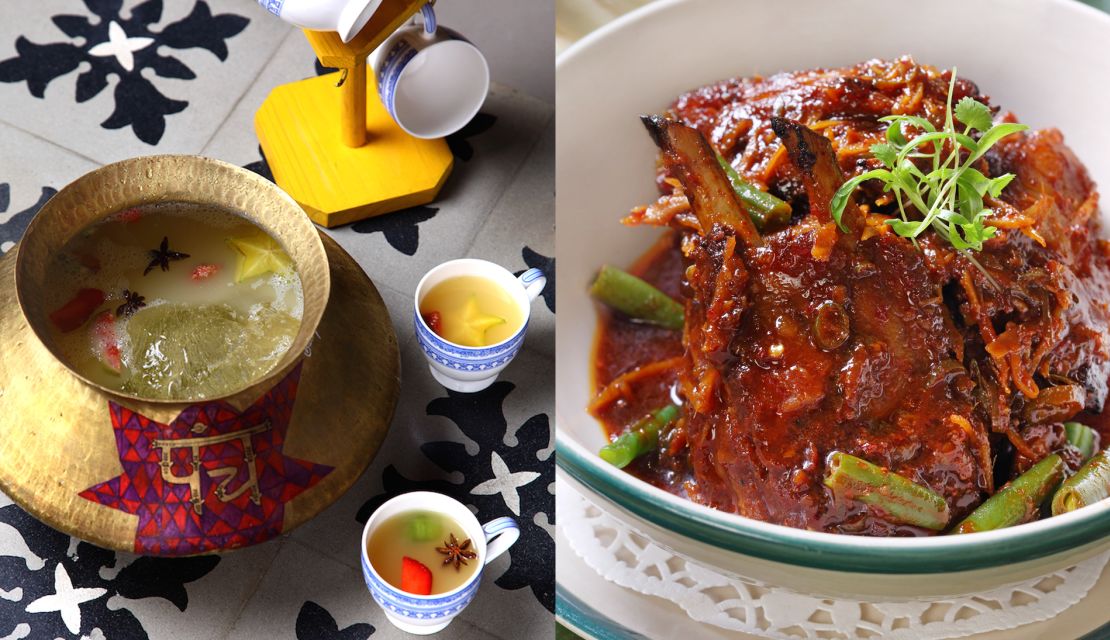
[14,155,330,405]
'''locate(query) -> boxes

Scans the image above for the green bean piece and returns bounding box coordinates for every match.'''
[823,452,951,530]
[599,405,681,469]
[952,454,1065,534]
[589,265,684,330]
[1052,448,1110,516]
[1065,422,1098,461]
[714,151,792,229]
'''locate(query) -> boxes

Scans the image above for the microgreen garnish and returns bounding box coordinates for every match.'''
[830,68,1028,252]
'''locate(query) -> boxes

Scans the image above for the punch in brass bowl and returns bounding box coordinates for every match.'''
[0,156,399,556]
[14,154,331,405]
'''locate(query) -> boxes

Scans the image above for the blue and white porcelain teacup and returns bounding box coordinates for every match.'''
[368,3,489,139]
[257,0,383,43]
[414,259,546,393]
[360,491,519,635]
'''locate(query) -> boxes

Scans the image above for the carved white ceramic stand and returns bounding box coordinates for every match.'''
[558,476,1110,639]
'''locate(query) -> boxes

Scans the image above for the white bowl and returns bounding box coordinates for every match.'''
[555,0,1110,599]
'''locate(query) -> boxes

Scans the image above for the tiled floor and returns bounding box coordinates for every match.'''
[0,2,554,639]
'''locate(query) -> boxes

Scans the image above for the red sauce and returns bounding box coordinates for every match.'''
[591,232,690,494]
[593,232,684,421]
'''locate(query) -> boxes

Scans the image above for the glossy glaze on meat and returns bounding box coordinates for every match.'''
[595,58,1110,535]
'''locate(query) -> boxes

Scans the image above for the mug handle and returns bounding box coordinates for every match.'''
[482,517,520,564]
[518,268,547,302]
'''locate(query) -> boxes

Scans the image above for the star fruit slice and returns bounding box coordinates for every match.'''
[227,232,292,283]
[455,295,506,347]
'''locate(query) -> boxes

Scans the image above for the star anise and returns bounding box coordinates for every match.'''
[144,236,190,275]
[436,533,477,571]
[116,289,146,317]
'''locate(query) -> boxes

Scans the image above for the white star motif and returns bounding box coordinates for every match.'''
[470,451,540,516]
[25,563,107,634]
[88,21,154,72]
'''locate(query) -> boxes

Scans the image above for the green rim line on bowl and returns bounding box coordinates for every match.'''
[556,0,1110,578]
[556,585,649,640]
[556,430,1110,575]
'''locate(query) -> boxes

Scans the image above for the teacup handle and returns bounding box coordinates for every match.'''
[518,268,547,302]
[481,517,520,564]
[418,3,437,37]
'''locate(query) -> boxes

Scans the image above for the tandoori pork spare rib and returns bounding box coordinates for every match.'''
[632,58,1110,535]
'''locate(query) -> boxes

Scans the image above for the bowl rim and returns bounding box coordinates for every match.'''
[14,154,330,406]
[557,430,1110,574]
[558,0,1110,64]
[555,0,1110,575]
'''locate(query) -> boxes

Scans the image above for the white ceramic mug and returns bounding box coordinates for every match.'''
[369,4,490,139]
[258,0,383,43]
[414,259,546,393]
[360,492,519,635]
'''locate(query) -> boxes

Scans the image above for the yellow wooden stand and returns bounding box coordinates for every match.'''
[254,0,454,228]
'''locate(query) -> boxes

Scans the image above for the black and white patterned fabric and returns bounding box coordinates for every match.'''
[0,1,554,638]
[0,0,248,144]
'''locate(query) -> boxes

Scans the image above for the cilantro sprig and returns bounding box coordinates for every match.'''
[830,68,1028,251]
